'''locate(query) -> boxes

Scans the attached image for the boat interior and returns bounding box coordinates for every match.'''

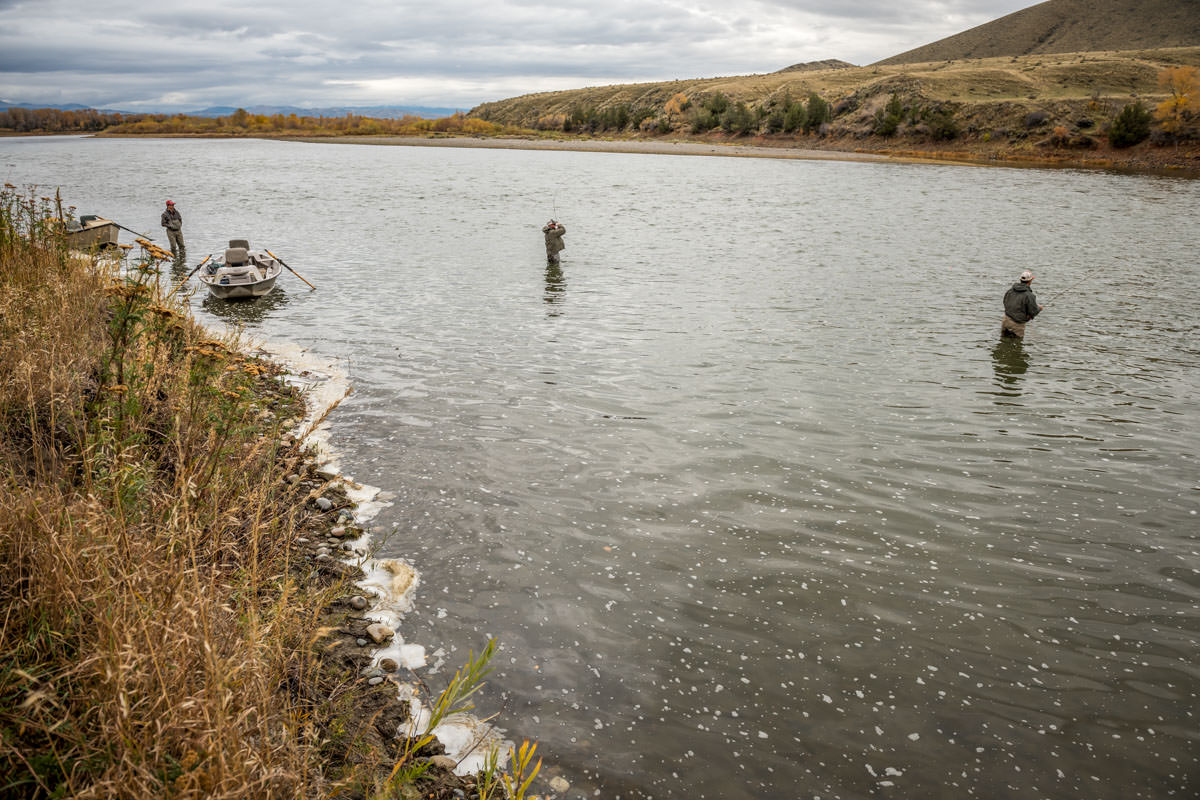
[208,239,275,283]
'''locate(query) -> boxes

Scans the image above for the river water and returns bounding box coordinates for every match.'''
[4,136,1198,799]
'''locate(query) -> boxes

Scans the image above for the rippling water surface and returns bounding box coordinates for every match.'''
[5,136,1199,799]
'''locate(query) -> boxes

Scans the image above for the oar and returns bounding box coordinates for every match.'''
[112,221,154,240]
[266,249,317,290]
[165,255,211,299]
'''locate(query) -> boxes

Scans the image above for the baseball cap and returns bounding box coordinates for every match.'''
[166,200,175,206]
[1019,270,1034,282]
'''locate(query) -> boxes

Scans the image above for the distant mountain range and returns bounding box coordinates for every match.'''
[0,100,460,119]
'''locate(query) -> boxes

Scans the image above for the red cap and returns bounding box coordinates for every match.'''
[166,200,175,206]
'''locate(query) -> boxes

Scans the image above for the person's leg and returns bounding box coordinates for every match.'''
[1000,316,1025,339]
[170,229,186,261]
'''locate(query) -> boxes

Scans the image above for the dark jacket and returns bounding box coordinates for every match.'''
[1003,282,1040,323]
[161,207,182,231]
[543,223,565,255]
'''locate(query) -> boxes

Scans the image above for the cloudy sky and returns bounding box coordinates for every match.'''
[1,0,1036,112]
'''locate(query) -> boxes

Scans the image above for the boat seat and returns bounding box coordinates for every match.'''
[228,239,250,250]
[224,246,250,266]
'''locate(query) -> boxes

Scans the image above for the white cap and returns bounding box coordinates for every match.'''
[1019,270,1034,282]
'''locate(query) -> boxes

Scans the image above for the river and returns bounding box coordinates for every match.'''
[4,135,1198,799]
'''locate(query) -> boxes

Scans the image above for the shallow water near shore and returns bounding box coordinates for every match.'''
[4,136,1199,799]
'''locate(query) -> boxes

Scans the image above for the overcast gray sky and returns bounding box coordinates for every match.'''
[1,0,1036,111]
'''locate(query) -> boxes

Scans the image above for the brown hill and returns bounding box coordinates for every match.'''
[876,0,1200,65]
[777,59,856,73]
[469,47,1199,130]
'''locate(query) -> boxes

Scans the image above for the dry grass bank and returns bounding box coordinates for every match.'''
[0,189,531,799]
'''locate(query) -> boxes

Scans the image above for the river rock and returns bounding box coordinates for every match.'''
[286,473,300,484]
[330,525,348,538]
[380,657,398,672]
[550,776,570,792]
[349,595,369,611]
[366,623,394,644]
[356,638,368,647]
[428,755,457,771]
[367,676,384,686]
[315,496,333,511]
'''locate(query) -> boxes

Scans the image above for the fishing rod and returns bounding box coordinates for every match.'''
[1041,263,1108,307]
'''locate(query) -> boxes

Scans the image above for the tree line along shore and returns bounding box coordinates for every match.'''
[3,49,1198,174]
[0,188,540,799]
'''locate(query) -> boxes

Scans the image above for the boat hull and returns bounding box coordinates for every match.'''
[66,219,119,250]
[204,274,279,300]
[198,250,284,300]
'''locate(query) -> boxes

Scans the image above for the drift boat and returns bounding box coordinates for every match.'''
[199,240,283,300]
[65,215,120,250]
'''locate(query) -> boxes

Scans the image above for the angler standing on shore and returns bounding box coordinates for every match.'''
[1001,270,1044,339]
[543,219,566,265]
[161,200,185,262]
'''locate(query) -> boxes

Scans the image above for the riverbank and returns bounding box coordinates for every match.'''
[0,189,526,799]
[288,132,1200,175]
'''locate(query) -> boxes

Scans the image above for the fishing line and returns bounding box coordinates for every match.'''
[1042,263,1108,307]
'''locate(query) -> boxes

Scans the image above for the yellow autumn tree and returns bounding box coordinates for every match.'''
[1155,66,1200,136]
[664,92,689,116]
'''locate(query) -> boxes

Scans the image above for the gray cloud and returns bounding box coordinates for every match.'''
[1,0,1037,110]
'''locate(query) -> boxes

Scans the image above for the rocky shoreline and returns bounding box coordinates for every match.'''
[255,341,529,798]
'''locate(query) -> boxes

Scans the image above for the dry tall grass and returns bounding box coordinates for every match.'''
[0,187,352,798]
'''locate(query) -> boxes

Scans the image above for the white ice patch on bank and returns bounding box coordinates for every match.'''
[245,335,512,775]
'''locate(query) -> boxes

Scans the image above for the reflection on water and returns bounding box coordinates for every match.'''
[991,338,1029,397]
[543,261,565,314]
[201,286,289,326]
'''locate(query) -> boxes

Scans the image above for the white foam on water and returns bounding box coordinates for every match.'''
[242,334,512,776]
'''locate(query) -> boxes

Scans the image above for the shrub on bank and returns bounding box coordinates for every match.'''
[1108,102,1153,147]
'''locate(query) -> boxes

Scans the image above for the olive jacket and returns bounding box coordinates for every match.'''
[1003,281,1040,323]
[543,223,566,257]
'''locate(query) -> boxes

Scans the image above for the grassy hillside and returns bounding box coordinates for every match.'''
[877,0,1200,65]
[467,1,1200,171]
[470,46,1199,136]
